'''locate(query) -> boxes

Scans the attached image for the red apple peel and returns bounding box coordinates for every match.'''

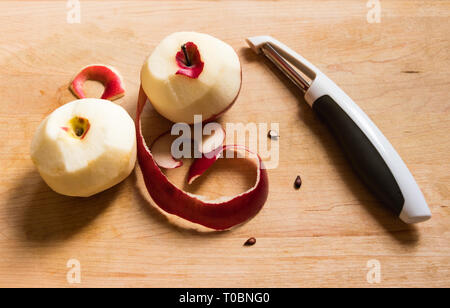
[70,64,125,101]
[186,145,224,185]
[136,87,269,231]
[150,124,225,170]
[150,132,183,169]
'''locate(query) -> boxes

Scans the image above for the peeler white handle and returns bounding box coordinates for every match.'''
[306,74,431,223]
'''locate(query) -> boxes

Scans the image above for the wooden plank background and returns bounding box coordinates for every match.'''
[0,0,448,287]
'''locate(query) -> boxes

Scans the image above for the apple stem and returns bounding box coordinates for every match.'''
[181,44,191,66]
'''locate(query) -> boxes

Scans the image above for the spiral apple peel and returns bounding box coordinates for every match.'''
[136,87,269,231]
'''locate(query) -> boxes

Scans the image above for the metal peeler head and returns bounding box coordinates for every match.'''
[246,36,321,94]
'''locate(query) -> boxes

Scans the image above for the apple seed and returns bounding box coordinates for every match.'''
[294,175,302,190]
[244,237,256,246]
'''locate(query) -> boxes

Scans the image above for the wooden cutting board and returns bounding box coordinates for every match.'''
[0,0,448,288]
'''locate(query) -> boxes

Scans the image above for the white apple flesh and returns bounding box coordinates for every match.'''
[31,98,136,197]
[141,32,242,124]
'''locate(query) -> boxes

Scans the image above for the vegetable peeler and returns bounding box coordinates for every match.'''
[246,36,431,224]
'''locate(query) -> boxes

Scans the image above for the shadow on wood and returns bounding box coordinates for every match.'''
[6,170,119,243]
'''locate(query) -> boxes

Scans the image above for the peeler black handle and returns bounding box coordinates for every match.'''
[310,93,430,223]
[313,95,404,214]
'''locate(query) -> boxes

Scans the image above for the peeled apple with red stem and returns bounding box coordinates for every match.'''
[140,32,242,124]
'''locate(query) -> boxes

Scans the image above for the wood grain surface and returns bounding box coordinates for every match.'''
[0,0,449,288]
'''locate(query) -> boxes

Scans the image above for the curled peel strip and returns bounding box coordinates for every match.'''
[70,64,125,101]
[150,123,226,170]
[150,132,184,169]
[136,86,269,231]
